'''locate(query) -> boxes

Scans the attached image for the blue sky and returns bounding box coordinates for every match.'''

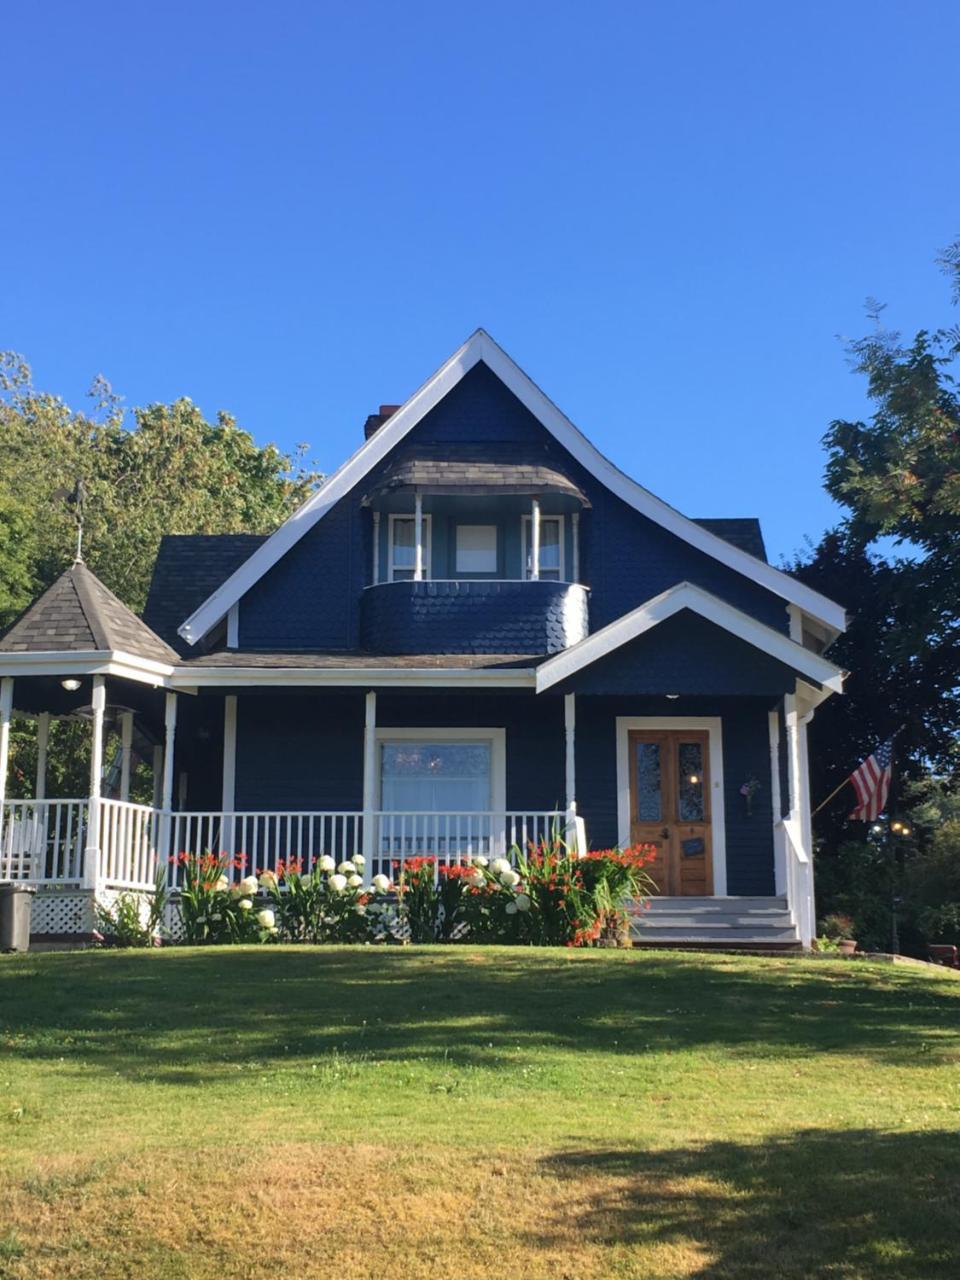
[2,0,957,564]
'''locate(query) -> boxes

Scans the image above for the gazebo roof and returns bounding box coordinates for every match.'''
[0,562,179,665]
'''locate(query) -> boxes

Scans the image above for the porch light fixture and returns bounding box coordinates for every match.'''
[665,693,679,700]
[61,678,81,692]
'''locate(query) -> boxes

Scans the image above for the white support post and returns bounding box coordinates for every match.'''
[221,695,237,855]
[119,711,134,802]
[571,511,580,583]
[362,691,377,860]
[530,498,541,581]
[159,692,178,861]
[784,689,815,949]
[414,492,424,582]
[0,678,13,849]
[372,510,381,585]
[768,708,785,896]
[84,675,105,890]
[35,711,50,801]
[564,693,576,810]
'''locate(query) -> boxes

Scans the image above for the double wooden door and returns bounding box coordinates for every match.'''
[628,729,713,896]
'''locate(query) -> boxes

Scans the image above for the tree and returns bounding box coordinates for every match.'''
[0,353,320,621]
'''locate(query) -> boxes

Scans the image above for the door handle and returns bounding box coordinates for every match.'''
[660,828,670,839]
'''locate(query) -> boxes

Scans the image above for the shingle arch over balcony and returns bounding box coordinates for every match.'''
[360,578,590,655]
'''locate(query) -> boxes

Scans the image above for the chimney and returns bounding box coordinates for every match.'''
[363,403,402,440]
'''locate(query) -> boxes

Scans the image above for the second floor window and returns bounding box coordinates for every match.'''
[522,515,564,581]
[389,514,432,581]
[456,524,498,574]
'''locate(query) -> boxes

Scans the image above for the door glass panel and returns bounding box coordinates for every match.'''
[634,742,662,822]
[677,741,705,821]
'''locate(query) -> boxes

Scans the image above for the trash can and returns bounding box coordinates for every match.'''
[0,884,36,952]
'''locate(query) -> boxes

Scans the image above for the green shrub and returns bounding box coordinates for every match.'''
[173,852,276,945]
[264,855,395,943]
[95,865,168,947]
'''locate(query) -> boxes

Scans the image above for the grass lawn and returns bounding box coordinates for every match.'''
[1,947,959,1279]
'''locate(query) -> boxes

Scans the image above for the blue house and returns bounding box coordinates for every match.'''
[0,331,845,946]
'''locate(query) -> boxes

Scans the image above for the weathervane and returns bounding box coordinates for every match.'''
[53,479,87,563]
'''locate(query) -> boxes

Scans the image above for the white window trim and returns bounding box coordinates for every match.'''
[455,524,499,575]
[387,513,432,582]
[374,726,506,813]
[615,715,727,896]
[521,513,565,581]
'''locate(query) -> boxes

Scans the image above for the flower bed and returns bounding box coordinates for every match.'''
[95,839,657,948]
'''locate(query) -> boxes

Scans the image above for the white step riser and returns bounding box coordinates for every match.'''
[634,916,794,930]
[642,897,787,912]
[632,926,800,943]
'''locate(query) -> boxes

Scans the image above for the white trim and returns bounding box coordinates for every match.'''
[374,725,506,816]
[521,512,565,581]
[177,329,846,645]
[537,581,845,695]
[169,666,537,689]
[616,715,727,896]
[226,605,239,649]
[0,649,175,683]
[388,511,432,582]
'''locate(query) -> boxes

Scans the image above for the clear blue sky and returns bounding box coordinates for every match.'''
[3,1,958,563]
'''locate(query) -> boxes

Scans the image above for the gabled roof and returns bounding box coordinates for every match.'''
[178,329,847,645]
[144,533,268,653]
[0,562,178,665]
[535,581,845,696]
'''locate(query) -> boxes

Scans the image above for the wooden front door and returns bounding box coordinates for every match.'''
[628,729,713,896]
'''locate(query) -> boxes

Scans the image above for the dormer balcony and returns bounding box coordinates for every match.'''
[360,445,591,654]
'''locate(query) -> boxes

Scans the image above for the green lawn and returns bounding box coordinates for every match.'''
[1,947,958,1279]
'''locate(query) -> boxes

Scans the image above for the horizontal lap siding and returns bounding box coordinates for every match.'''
[575,695,776,895]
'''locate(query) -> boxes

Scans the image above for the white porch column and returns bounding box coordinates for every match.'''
[221,695,238,856]
[0,677,13,849]
[361,690,377,861]
[84,675,105,890]
[159,692,178,861]
[414,491,424,581]
[35,711,50,801]
[372,510,381,584]
[571,511,580,583]
[564,693,576,810]
[768,708,785,895]
[784,689,815,948]
[119,711,134,802]
[530,498,541,580]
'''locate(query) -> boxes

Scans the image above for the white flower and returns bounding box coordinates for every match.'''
[348,874,363,888]
[239,875,258,896]
[300,874,312,888]
[238,898,253,911]
[499,868,521,888]
[471,855,489,868]
[372,873,391,893]
[256,908,275,929]
[505,901,518,915]
[337,860,355,876]
[352,853,366,868]
[215,875,230,893]
[258,871,277,889]
[329,874,347,893]
[515,893,531,912]
[491,857,511,876]
[318,855,336,872]
[468,871,485,888]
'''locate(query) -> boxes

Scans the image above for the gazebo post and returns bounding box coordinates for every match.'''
[119,711,134,802]
[0,677,13,850]
[84,675,105,891]
[36,712,50,801]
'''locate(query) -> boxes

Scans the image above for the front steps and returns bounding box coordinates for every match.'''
[630,895,801,951]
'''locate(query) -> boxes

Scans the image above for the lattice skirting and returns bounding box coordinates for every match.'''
[31,888,97,938]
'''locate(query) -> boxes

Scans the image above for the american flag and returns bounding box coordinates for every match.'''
[848,739,894,821]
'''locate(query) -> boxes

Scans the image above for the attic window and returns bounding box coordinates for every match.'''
[456,525,497,574]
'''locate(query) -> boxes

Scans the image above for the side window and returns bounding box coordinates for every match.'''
[522,515,564,581]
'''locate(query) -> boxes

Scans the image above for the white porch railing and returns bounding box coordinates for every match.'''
[782,816,814,949]
[0,799,88,882]
[1,801,568,893]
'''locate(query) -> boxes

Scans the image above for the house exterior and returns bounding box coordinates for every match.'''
[0,331,845,947]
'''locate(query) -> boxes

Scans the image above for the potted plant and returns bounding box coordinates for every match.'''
[819,912,858,957]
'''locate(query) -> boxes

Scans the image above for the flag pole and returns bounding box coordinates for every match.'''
[812,776,852,818]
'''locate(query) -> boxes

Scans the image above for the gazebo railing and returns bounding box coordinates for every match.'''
[0,799,88,882]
